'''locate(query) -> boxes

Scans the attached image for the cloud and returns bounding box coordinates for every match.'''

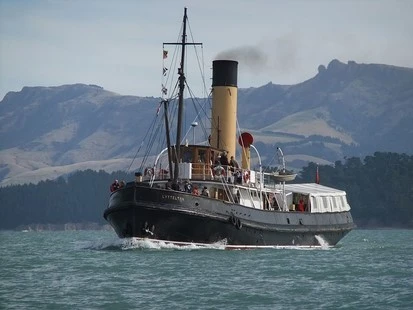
[1,0,413,99]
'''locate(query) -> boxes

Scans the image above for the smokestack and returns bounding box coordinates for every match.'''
[210,60,238,158]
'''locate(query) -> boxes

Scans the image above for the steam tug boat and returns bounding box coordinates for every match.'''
[103,8,355,248]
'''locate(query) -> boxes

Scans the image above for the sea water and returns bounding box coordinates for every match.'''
[1,229,412,309]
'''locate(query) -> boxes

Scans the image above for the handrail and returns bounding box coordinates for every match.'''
[150,147,169,187]
[250,144,263,209]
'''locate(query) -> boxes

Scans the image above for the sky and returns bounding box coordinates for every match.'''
[0,0,412,100]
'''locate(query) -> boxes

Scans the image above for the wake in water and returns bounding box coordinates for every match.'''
[77,236,333,251]
[121,238,228,251]
[76,237,228,251]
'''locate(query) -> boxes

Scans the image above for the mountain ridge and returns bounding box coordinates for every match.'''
[1,59,412,186]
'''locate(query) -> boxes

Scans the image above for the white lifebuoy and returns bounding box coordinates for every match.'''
[213,166,226,176]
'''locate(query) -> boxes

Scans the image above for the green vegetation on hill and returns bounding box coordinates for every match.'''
[0,170,133,230]
[0,152,412,229]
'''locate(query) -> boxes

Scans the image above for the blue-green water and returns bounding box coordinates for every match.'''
[1,230,412,309]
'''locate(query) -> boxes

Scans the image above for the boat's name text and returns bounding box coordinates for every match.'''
[162,194,184,202]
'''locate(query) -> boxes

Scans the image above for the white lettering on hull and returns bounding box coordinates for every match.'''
[161,194,184,202]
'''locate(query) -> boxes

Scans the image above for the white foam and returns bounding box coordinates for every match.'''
[315,235,331,249]
[120,237,227,251]
[77,237,332,251]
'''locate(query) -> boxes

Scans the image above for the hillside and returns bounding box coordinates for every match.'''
[1,59,412,186]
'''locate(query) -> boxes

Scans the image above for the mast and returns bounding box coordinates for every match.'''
[163,100,174,180]
[174,7,187,183]
[164,7,202,184]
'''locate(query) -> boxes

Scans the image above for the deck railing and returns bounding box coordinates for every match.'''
[141,163,258,187]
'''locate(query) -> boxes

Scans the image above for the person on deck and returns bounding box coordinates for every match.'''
[272,196,280,210]
[230,156,239,170]
[220,151,229,166]
[298,198,305,212]
[110,179,119,192]
[184,181,192,193]
[234,169,242,184]
[201,186,210,197]
[192,186,200,196]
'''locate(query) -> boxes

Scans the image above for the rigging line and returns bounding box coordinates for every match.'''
[139,119,165,172]
[166,80,180,108]
[141,109,173,174]
[180,84,202,144]
[127,109,162,173]
[166,83,180,144]
[158,98,178,152]
[147,117,165,155]
[167,84,180,130]
[182,126,192,143]
[189,84,212,122]
[186,85,203,122]
[265,154,277,173]
[148,98,176,153]
[162,23,183,98]
[201,45,207,99]
[140,116,162,161]
[185,83,211,142]
[126,140,144,174]
[163,43,180,96]
[162,95,179,162]
[139,95,181,169]
[136,112,162,165]
[187,21,208,96]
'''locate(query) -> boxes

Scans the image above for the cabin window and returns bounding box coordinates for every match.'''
[198,150,206,163]
[183,149,192,163]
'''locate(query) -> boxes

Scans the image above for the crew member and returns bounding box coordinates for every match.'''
[220,151,229,166]
[184,181,192,193]
[298,198,305,212]
[230,156,239,170]
[201,186,210,197]
[110,179,119,192]
[192,186,200,196]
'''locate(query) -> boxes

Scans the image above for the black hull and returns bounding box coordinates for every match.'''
[104,185,355,247]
